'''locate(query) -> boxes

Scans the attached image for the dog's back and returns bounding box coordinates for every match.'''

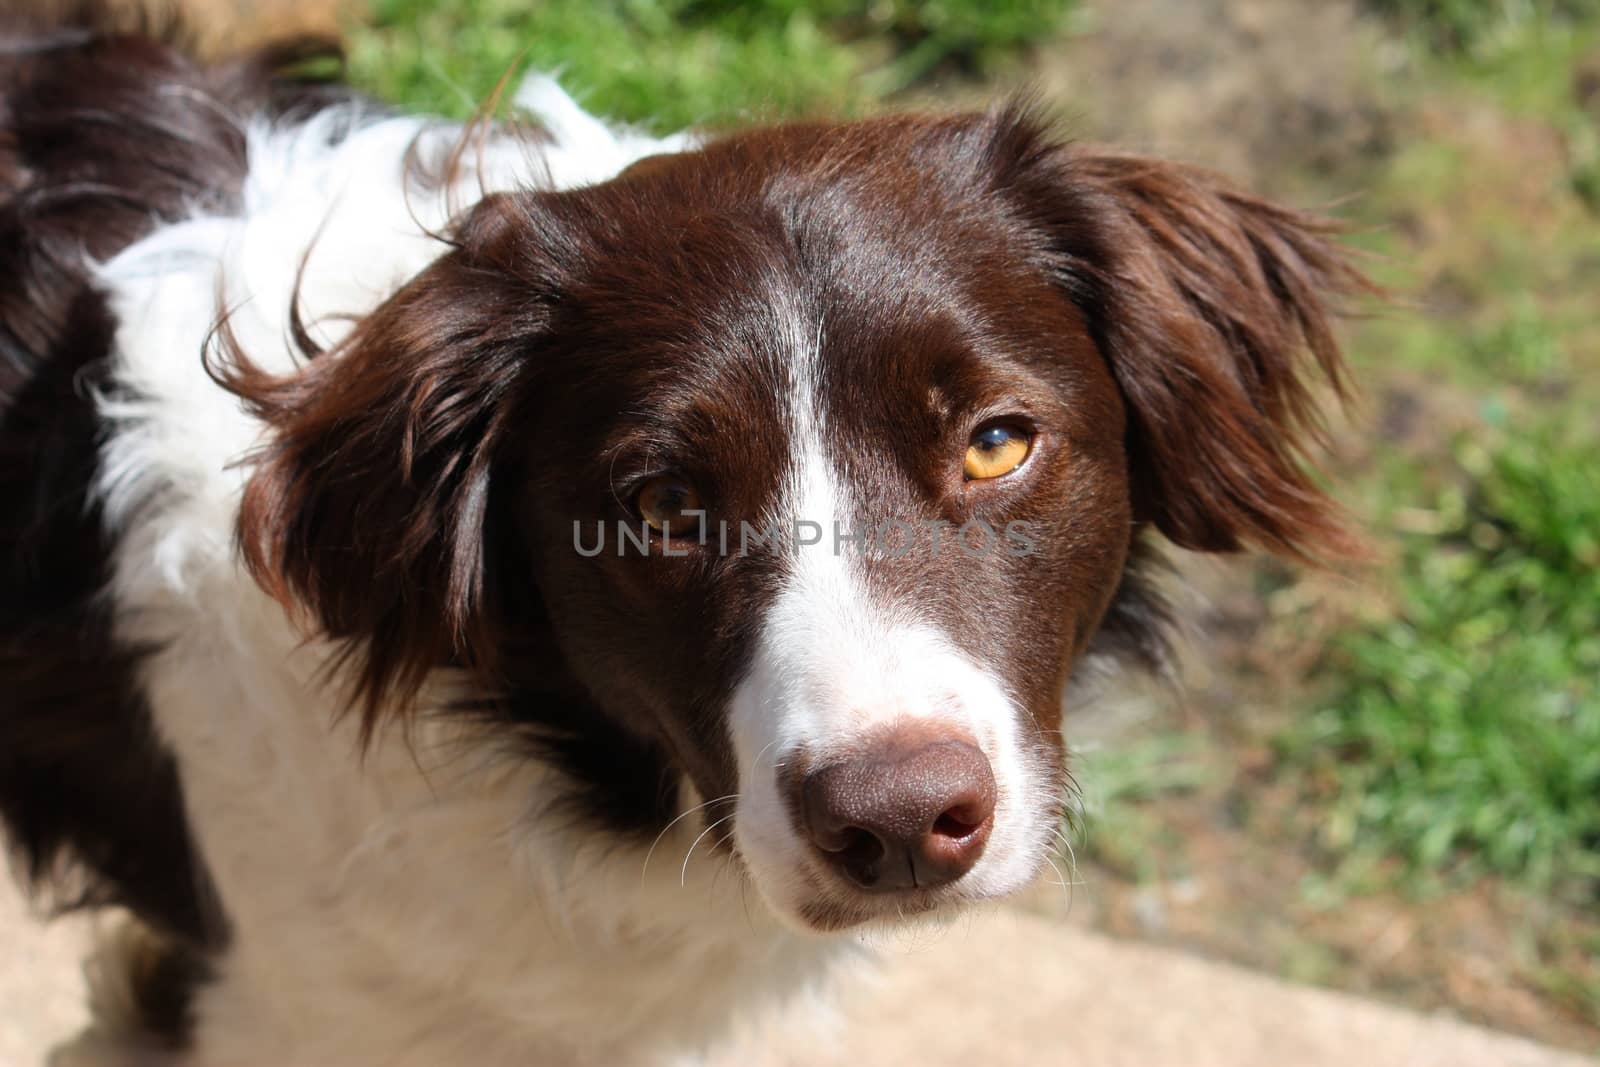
[0,18,342,1042]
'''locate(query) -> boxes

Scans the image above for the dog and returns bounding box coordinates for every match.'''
[0,14,1367,1066]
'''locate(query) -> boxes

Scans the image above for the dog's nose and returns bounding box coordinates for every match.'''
[800,726,995,892]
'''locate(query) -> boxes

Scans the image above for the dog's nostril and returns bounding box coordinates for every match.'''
[814,822,881,859]
[828,826,889,888]
[932,807,983,839]
[798,725,996,893]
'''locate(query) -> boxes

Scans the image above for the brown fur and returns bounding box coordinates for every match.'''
[209,104,1370,815]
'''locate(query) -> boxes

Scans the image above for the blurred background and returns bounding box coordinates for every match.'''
[82,0,1600,1053]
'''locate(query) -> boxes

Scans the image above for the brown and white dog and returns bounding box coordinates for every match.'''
[0,14,1365,1065]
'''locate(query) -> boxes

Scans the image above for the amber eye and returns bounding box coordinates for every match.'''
[963,423,1032,481]
[635,476,703,535]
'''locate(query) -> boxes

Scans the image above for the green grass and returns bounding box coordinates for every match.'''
[1274,11,1600,904]
[1285,414,1600,897]
[1367,0,1600,54]
[1069,735,1214,882]
[345,0,1077,128]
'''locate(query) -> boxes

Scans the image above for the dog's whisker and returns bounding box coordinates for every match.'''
[679,812,739,888]
[1042,854,1074,917]
[1049,825,1083,888]
[642,794,738,882]
[746,738,781,786]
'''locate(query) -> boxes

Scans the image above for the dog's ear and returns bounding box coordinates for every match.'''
[214,193,561,732]
[981,108,1371,559]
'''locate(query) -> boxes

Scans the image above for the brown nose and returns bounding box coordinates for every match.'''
[800,727,996,892]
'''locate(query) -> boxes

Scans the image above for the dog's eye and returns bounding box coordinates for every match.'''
[635,476,703,535]
[963,424,1032,481]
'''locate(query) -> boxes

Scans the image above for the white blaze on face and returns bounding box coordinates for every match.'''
[728,337,1052,928]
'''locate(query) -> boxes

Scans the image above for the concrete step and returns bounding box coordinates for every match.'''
[714,907,1594,1066]
[3,875,1590,1066]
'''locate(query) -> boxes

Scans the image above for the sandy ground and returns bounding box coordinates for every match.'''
[3,873,1590,1067]
[2,877,91,1065]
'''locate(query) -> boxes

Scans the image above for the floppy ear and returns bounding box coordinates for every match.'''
[986,111,1371,559]
[213,193,559,729]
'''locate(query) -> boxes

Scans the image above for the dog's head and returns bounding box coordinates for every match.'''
[223,106,1362,932]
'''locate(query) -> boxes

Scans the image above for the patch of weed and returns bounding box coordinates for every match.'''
[1069,734,1213,881]
[345,0,1077,126]
[1284,415,1600,899]
[1367,0,1600,55]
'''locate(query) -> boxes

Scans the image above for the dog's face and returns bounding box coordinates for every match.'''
[507,129,1134,929]
[226,108,1359,932]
